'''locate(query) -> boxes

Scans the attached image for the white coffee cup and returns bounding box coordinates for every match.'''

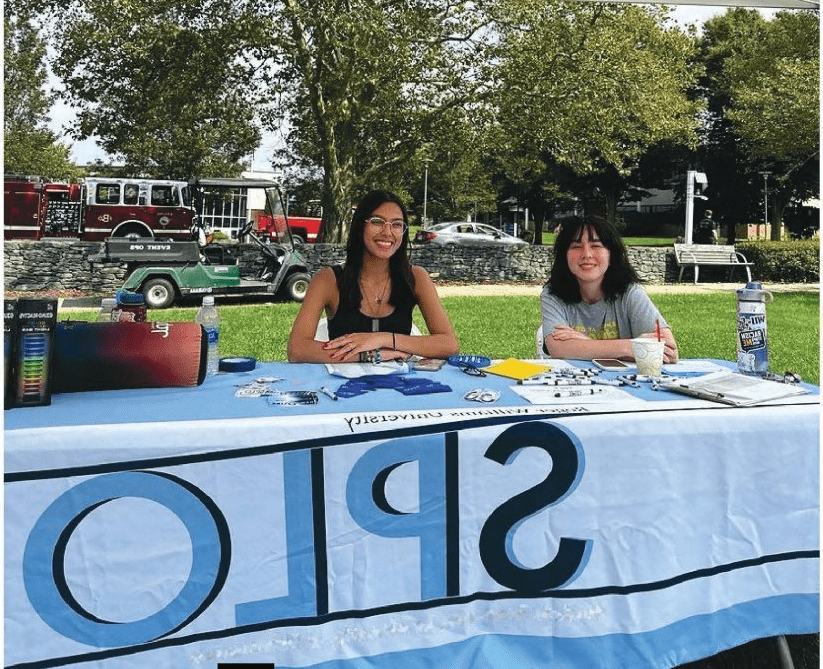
[631,338,665,377]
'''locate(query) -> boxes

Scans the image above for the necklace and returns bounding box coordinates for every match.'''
[360,275,390,304]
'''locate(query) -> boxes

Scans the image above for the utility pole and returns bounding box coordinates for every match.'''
[759,171,771,230]
[422,160,430,227]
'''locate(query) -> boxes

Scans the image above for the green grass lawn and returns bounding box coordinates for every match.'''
[539,233,675,246]
[409,225,674,247]
[63,291,820,384]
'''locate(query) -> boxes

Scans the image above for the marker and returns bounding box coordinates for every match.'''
[591,377,623,387]
[320,385,338,401]
[520,377,592,386]
[554,388,606,398]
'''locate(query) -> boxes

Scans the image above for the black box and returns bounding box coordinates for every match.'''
[13,298,57,407]
[4,299,18,409]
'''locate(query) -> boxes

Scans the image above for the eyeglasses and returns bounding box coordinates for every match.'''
[366,216,407,235]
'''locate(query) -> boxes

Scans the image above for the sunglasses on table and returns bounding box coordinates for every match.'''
[366,216,408,234]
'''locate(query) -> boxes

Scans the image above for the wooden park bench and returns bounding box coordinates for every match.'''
[673,243,753,284]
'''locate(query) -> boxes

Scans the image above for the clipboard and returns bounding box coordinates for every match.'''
[659,370,807,406]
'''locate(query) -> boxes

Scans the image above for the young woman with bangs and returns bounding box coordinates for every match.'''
[540,215,678,362]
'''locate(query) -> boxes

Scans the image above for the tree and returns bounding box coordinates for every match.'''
[4,10,79,179]
[51,0,263,179]
[724,11,819,239]
[699,9,819,241]
[490,1,702,227]
[262,0,493,241]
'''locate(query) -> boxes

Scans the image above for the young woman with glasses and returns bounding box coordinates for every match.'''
[288,190,458,363]
[541,215,678,363]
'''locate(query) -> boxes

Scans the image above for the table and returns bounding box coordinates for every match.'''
[4,359,819,669]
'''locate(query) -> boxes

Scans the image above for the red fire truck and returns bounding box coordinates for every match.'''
[3,175,196,241]
[256,199,322,245]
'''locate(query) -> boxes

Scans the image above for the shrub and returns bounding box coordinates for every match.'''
[737,240,819,283]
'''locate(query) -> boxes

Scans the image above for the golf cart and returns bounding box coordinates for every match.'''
[94,179,311,309]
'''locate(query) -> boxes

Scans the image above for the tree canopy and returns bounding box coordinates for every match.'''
[699,9,819,238]
[260,0,495,239]
[484,2,704,231]
[51,0,263,178]
[5,0,817,239]
[4,11,79,179]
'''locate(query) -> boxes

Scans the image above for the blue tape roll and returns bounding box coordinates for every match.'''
[218,356,257,372]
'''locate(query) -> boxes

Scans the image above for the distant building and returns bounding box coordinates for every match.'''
[197,170,281,237]
[617,188,677,215]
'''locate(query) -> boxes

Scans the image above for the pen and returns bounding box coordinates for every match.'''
[320,385,338,401]
[554,388,606,398]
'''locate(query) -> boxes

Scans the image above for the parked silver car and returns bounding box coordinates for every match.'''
[414,222,528,248]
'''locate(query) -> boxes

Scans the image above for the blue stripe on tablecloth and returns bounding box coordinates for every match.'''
[279,592,818,669]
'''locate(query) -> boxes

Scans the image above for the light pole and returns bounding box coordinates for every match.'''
[684,170,708,244]
[759,171,771,229]
[422,160,430,227]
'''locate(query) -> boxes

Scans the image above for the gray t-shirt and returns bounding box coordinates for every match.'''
[541,282,668,342]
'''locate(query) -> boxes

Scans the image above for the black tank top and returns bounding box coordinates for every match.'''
[327,266,414,339]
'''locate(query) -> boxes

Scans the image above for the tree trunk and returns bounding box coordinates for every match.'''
[769,190,791,241]
[532,218,544,245]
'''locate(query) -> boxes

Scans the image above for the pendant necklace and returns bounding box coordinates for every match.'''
[361,275,390,305]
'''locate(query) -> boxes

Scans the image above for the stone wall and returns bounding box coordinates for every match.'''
[286,243,673,284]
[4,240,128,293]
[4,239,676,292]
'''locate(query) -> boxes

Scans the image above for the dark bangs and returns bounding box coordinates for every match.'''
[547,216,639,303]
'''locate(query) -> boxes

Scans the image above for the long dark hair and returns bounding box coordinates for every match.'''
[548,215,639,303]
[338,189,416,311]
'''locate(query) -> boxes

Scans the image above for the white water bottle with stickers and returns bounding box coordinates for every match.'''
[736,281,773,375]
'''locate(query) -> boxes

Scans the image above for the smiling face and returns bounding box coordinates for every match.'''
[566,225,611,293]
[362,201,405,260]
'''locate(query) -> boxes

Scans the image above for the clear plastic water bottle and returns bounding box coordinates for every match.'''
[195,296,220,375]
[96,297,117,322]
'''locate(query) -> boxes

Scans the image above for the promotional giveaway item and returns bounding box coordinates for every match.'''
[53,321,207,392]
[12,298,57,407]
[4,299,19,408]
[736,281,773,375]
[481,358,551,381]
[219,356,257,373]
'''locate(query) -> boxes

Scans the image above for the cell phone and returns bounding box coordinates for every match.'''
[592,358,631,371]
[414,358,446,372]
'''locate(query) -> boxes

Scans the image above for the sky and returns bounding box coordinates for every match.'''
[48,4,770,171]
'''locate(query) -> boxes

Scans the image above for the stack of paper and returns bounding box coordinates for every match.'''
[660,370,808,406]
